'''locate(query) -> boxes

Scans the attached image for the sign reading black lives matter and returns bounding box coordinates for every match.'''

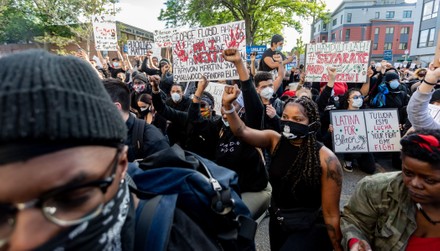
[172,21,246,82]
[126,40,153,56]
[330,109,401,153]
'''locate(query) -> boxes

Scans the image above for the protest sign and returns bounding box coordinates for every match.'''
[365,110,401,152]
[331,110,368,153]
[305,41,371,83]
[154,28,179,48]
[331,109,401,153]
[205,82,226,115]
[92,15,118,51]
[126,40,152,56]
[428,104,440,124]
[246,45,266,61]
[172,20,246,82]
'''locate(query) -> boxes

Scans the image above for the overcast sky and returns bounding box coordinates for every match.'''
[115,0,415,49]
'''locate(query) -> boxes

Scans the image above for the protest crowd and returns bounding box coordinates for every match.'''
[1,18,440,251]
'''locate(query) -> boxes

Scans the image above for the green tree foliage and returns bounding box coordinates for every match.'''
[158,0,329,45]
[0,0,116,54]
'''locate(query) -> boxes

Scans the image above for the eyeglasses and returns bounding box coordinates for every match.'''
[350,95,364,100]
[0,147,122,246]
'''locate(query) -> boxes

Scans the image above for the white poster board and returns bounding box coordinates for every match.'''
[205,82,226,115]
[92,15,118,51]
[428,104,440,124]
[305,41,371,83]
[365,110,401,152]
[172,20,246,82]
[155,28,179,48]
[331,110,368,153]
[126,40,152,56]
[331,109,401,153]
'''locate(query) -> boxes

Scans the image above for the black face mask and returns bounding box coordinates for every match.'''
[280,120,314,139]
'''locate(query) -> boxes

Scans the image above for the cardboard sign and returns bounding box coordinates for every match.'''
[154,28,179,48]
[92,15,118,51]
[428,104,440,124]
[172,20,246,82]
[305,41,371,83]
[205,82,226,115]
[365,110,401,152]
[331,109,401,153]
[246,45,266,61]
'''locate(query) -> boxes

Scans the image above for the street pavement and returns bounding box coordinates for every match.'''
[255,153,396,251]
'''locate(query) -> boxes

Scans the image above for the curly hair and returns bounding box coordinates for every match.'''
[283,96,322,192]
[401,129,440,167]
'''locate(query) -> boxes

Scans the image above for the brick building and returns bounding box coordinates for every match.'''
[312,0,416,62]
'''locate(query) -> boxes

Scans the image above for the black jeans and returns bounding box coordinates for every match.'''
[343,152,376,174]
[269,214,333,251]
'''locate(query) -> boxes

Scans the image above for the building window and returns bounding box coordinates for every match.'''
[331,33,336,41]
[323,23,327,31]
[375,27,380,34]
[399,43,408,50]
[386,11,395,18]
[373,43,378,50]
[423,0,439,20]
[340,15,343,24]
[375,12,380,19]
[384,43,393,50]
[322,36,326,42]
[347,13,352,23]
[401,27,409,34]
[403,10,412,18]
[385,27,394,34]
[418,28,436,47]
[345,29,351,41]
[333,19,337,26]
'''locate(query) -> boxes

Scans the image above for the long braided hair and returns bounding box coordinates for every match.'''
[401,129,440,167]
[282,96,322,192]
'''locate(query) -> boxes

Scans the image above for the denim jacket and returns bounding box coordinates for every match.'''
[341,172,417,251]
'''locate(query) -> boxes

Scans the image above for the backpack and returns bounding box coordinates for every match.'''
[127,144,257,251]
[370,82,389,108]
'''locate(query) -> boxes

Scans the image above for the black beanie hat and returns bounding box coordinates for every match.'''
[133,73,149,83]
[385,72,399,82]
[0,50,127,148]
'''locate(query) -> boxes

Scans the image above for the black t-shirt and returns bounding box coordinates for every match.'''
[258,48,286,72]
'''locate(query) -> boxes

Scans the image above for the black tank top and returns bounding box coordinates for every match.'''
[269,136,323,209]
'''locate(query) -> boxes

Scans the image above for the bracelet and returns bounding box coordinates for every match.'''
[152,88,161,94]
[423,78,437,86]
[222,106,235,114]
[193,94,202,101]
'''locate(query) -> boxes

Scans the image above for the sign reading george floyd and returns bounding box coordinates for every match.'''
[305,41,371,83]
[92,15,118,51]
[172,20,246,82]
[330,109,401,153]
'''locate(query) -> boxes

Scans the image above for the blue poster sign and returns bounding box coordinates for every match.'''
[383,50,393,61]
[246,45,267,61]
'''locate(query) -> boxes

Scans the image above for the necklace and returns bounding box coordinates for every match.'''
[416,203,440,225]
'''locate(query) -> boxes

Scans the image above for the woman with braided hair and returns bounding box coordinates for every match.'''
[341,129,440,251]
[222,46,343,251]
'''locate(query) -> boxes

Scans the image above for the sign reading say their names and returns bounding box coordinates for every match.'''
[92,15,118,51]
[331,109,401,153]
[205,82,226,115]
[305,41,371,83]
[172,20,246,82]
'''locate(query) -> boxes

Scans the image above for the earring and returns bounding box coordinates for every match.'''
[120,179,125,184]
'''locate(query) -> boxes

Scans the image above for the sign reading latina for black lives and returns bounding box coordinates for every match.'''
[172,20,246,82]
[330,109,401,153]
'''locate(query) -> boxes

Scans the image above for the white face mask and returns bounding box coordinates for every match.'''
[260,87,274,100]
[351,98,363,108]
[171,93,181,103]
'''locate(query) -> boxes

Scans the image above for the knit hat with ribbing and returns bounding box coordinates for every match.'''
[0,49,127,147]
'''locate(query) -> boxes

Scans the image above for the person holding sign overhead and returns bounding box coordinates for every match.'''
[222,48,343,251]
[341,129,440,251]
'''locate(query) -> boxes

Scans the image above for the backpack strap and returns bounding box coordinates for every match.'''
[132,118,145,160]
[135,194,178,251]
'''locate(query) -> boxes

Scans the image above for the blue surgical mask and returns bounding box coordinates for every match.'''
[275,46,282,52]
[389,80,400,89]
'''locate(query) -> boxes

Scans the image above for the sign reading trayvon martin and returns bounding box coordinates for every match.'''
[172,21,246,82]
[305,41,371,83]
